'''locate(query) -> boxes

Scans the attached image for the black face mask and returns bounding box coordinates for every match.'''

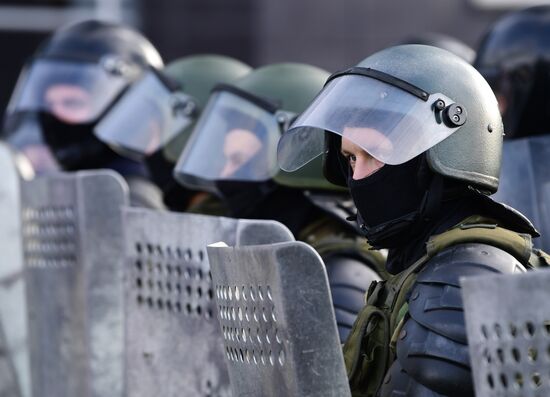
[347,156,435,248]
[216,180,277,219]
[39,112,116,170]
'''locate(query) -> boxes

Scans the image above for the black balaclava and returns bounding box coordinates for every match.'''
[145,149,196,211]
[216,180,319,236]
[39,112,117,170]
[345,154,443,249]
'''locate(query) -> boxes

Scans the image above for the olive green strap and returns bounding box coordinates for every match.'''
[426,223,533,264]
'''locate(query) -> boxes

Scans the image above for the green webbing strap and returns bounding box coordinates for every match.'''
[426,221,533,265]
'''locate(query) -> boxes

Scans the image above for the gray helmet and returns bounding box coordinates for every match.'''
[278,44,503,194]
[400,32,476,64]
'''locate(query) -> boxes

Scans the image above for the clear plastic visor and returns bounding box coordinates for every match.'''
[94,71,196,159]
[277,74,459,171]
[7,59,130,124]
[174,90,282,192]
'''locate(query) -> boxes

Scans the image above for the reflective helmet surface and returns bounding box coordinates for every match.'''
[474,6,550,138]
[2,20,163,170]
[175,63,339,194]
[278,45,503,194]
[401,32,476,64]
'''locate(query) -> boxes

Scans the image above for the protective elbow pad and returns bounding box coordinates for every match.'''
[325,255,380,341]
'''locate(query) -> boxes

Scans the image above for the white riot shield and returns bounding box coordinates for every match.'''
[495,135,550,251]
[22,170,128,397]
[462,269,550,397]
[123,208,294,397]
[207,241,351,397]
[0,142,27,397]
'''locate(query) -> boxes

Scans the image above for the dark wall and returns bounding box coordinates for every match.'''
[139,0,506,71]
[139,0,257,65]
[0,31,46,119]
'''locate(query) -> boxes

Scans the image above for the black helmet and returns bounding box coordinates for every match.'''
[3,20,163,170]
[474,6,550,138]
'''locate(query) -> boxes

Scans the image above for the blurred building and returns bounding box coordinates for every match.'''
[0,0,548,119]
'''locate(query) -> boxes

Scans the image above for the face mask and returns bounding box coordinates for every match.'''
[39,112,115,170]
[215,180,277,219]
[347,156,430,248]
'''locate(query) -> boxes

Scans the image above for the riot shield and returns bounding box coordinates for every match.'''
[123,208,293,397]
[0,142,26,397]
[0,316,21,397]
[207,241,351,397]
[462,270,550,397]
[22,170,128,397]
[494,135,550,251]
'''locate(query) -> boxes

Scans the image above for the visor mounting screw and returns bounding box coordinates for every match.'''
[443,103,467,127]
[434,99,446,111]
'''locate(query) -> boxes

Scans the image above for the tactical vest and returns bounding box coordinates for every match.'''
[342,216,550,397]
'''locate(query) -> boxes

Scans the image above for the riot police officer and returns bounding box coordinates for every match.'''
[95,54,251,212]
[277,45,547,396]
[475,6,550,250]
[475,5,550,139]
[174,63,386,342]
[2,20,165,208]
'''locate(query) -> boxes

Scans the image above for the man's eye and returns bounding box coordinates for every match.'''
[348,154,356,164]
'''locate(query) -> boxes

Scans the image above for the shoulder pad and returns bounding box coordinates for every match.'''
[325,255,380,342]
[378,360,449,397]
[408,243,526,344]
[396,319,473,396]
[325,255,381,291]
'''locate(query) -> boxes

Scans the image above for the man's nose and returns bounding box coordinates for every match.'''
[352,157,384,180]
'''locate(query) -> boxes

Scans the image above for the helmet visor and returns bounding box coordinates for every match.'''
[174,89,282,192]
[94,70,196,159]
[277,72,460,171]
[7,58,131,124]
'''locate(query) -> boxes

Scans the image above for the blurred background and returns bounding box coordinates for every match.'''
[0,0,549,117]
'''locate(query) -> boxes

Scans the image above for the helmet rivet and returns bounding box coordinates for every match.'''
[456,106,462,114]
[434,99,446,111]
[488,124,493,133]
